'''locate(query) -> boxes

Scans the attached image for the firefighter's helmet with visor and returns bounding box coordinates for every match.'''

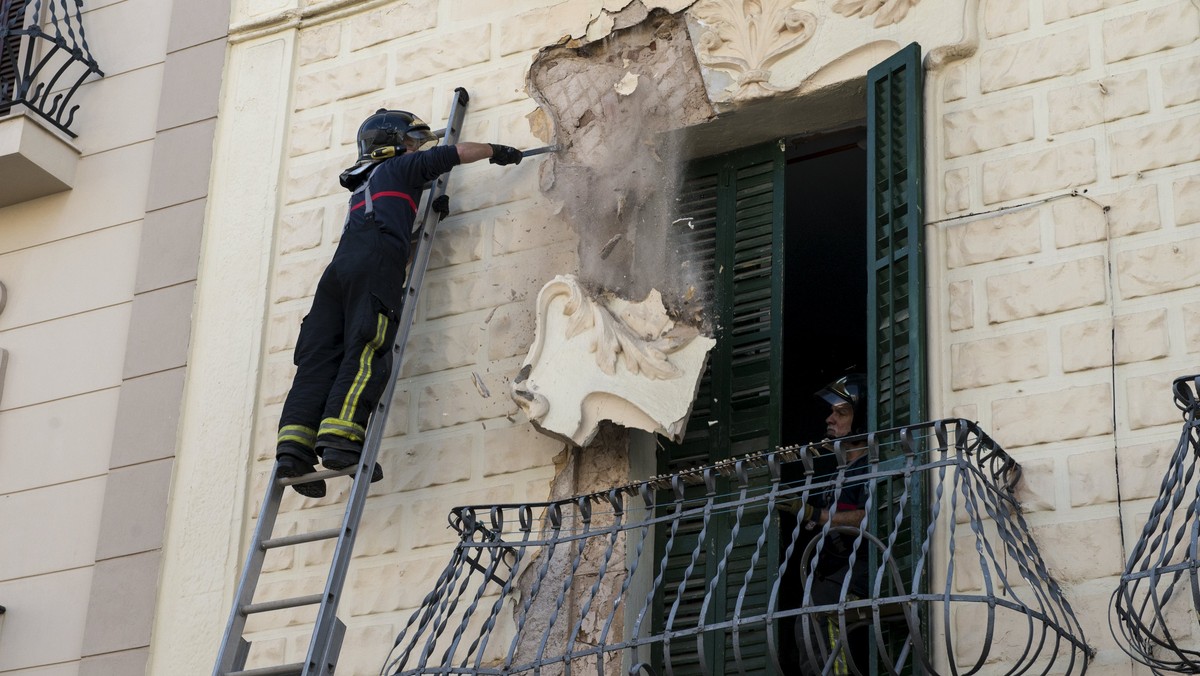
[355,109,438,161]
[815,373,868,435]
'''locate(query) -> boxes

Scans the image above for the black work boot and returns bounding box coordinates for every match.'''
[317,439,383,483]
[276,449,326,498]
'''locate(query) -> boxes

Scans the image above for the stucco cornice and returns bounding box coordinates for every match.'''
[228,0,392,43]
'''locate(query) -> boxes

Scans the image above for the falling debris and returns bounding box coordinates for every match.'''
[600,233,624,260]
[471,372,491,398]
[614,71,640,96]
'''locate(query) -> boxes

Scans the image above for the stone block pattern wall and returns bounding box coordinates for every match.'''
[240,3,582,672]
[933,0,1199,669]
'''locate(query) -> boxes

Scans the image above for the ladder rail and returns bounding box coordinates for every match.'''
[214,462,289,674]
[302,86,472,676]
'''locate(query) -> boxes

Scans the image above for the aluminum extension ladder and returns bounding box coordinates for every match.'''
[213,87,472,676]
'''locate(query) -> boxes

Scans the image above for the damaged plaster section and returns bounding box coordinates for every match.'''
[528,4,713,308]
[512,275,716,447]
[515,5,717,449]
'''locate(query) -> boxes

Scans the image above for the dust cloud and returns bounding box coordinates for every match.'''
[528,7,713,326]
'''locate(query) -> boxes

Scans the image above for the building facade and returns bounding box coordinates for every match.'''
[0,0,232,673]
[1,0,1197,674]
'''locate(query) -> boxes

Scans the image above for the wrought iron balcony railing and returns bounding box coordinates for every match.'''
[380,419,1091,675]
[1,0,103,136]
[1111,374,1200,672]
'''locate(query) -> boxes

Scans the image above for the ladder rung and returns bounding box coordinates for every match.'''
[225,663,304,676]
[262,528,342,550]
[275,468,351,486]
[241,594,323,615]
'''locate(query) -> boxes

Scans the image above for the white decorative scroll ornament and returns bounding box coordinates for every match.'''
[691,0,817,99]
[512,275,716,447]
[832,0,922,27]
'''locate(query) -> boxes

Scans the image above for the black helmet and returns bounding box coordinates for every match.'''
[815,373,867,435]
[355,109,438,161]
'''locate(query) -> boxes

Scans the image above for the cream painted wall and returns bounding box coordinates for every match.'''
[0,0,231,673]
[159,0,1197,674]
[0,0,169,669]
[925,0,1199,669]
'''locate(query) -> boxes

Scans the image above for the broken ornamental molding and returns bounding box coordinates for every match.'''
[512,274,715,447]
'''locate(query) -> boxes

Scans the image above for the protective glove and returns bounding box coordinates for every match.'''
[432,194,450,220]
[781,499,817,523]
[489,144,523,166]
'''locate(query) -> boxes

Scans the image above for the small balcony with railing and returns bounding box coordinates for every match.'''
[0,0,102,206]
[380,419,1093,675]
[1111,375,1200,673]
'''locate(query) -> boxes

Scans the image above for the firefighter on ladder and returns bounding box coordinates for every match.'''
[275,108,524,497]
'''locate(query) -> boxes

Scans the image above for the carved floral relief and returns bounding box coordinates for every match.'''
[688,0,925,101]
[690,0,818,98]
[832,0,922,27]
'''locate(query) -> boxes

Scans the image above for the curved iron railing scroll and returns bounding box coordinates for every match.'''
[1111,374,1200,672]
[1,0,103,136]
[383,419,1091,675]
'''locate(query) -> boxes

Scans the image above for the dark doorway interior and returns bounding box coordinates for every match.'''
[781,128,869,447]
[777,128,871,673]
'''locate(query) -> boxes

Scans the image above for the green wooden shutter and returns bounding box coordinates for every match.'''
[656,140,786,676]
[866,42,927,675]
[867,41,926,431]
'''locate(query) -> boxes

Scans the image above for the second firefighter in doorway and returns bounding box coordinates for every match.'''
[275,108,525,497]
